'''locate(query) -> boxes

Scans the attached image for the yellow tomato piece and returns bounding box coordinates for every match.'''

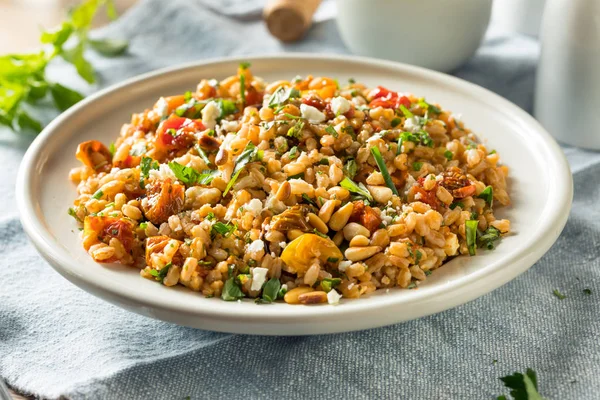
[280,233,342,274]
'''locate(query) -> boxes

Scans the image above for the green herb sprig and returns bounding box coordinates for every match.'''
[0,0,127,134]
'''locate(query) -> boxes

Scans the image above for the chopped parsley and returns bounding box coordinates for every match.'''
[139,156,159,188]
[92,189,103,200]
[68,207,82,223]
[221,278,245,301]
[449,201,464,210]
[444,150,453,161]
[397,130,434,153]
[391,117,402,128]
[498,368,544,400]
[465,220,478,256]
[239,61,251,70]
[211,222,236,238]
[325,125,338,138]
[223,141,263,196]
[168,161,218,186]
[268,86,300,109]
[413,162,423,171]
[288,146,298,159]
[370,146,399,196]
[321,278,341,293]
[287,120,305,139]
[479,226,501,250]
[343,158,358,179]
[340,177,373,202]
[260,278,281,303]
[478,186,494,207]
[109,142,116,157]
[148,263,172,283]
[418,99,442,115]
[553,289,566,300]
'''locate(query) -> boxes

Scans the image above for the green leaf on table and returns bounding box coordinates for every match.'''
[40,21,74,48]
[50,83,85,111]
[15,110,42,133]
[89,38,128,56]
[62,41,96,84]
[498,368,545,400]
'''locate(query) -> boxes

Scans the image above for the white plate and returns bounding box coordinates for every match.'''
[16,54,572,335]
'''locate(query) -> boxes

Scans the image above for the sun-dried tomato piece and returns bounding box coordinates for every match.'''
[76,140,112,173]
[440,167,475,198]
[349,201,382,234]
[142,178,185,225]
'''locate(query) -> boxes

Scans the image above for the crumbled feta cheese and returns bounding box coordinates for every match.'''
[154,97,169,118]
[414,192,423,200]
[220,120,240,133]
[403,116,421,133]
[149,163,177,181]
[201,101,220,129]
[338,261,352,272]
[327,289,342,305]
[251,267,269,291]
[351,96,366,107]
[247,239,265,253]
[300,104,326,123]
[380,210,393,226]
[331,96,351,116]
[243,198,263,217]
[279,242,287,249]
[403,174,417,195]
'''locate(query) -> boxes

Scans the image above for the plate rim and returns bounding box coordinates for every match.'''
[16,53,573,332]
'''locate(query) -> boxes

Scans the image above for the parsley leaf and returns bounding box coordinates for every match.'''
[321,278,341,293]
[343,158,358,179]
[478,226,501,250]
[268,86,300,109]
[413,162,423,171]
[211,222,236,238]
[340,177,373,202]
[325,125,338,138]
[287,120,305,139]
[261,278,281,303]
[444,150,453,161]
[498,368,545,400]
[239,61,251,70]
[223,141,263,196]
[148,263,172,283]
[553,289,566,300]
[221,278,245,301]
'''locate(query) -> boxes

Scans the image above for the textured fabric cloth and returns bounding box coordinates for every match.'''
[1,0,599,399]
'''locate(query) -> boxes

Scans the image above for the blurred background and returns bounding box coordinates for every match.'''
[0,0,136,53]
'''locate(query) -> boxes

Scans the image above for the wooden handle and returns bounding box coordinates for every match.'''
[264,0,322,42]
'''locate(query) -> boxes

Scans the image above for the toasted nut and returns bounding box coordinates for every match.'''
[410,265,427,281]
[215,148,229,166]
[388,254,410,268]
[276,181,291,201]
[343,222,371,241]
[345,246,382,261]
[298,291,328,304]
[370,229,390,248]
[387,223,407,237]
[328,202,354,231]
[349,235,370,247]
[364,253,386,273]
[397,267,412,288]
[287,229,304,241]
[308,213,328,234]
[284,287,314,304]
[367,185,393,204]
[318,199,340,224]
[163,265,181,287]
[332,230,344,247]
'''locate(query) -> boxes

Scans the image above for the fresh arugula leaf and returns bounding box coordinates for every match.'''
[340,177,373,202]
[215,99,237,119]
[223,141,262,196]
[168,161,199,185]
[370,146,399,196]
[478,226,501,250]
[498,368,545,400]
[89,38,128,56]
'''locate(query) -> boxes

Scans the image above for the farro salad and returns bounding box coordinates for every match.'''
[68,63,510,305]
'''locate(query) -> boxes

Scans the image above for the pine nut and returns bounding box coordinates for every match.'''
[287,229,304,241]
[367,185,393,204]
[298,291,328,304]
[276,181,291,201]
[349,235,370,247]
[318,199,340,224]
[284,287,314,304]
[328,202,354,231]
[345,246,382,261]
[370,229,390,248]
[343,222,371,241]
[308,213,328,234]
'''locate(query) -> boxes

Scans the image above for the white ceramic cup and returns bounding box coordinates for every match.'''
[492,0,546,37]
[534,0,600,149]
[335,0,493,72]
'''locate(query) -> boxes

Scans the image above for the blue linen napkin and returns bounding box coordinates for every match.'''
[1,0,600,398]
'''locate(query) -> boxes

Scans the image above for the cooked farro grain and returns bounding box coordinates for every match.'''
[68,63,511,305]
